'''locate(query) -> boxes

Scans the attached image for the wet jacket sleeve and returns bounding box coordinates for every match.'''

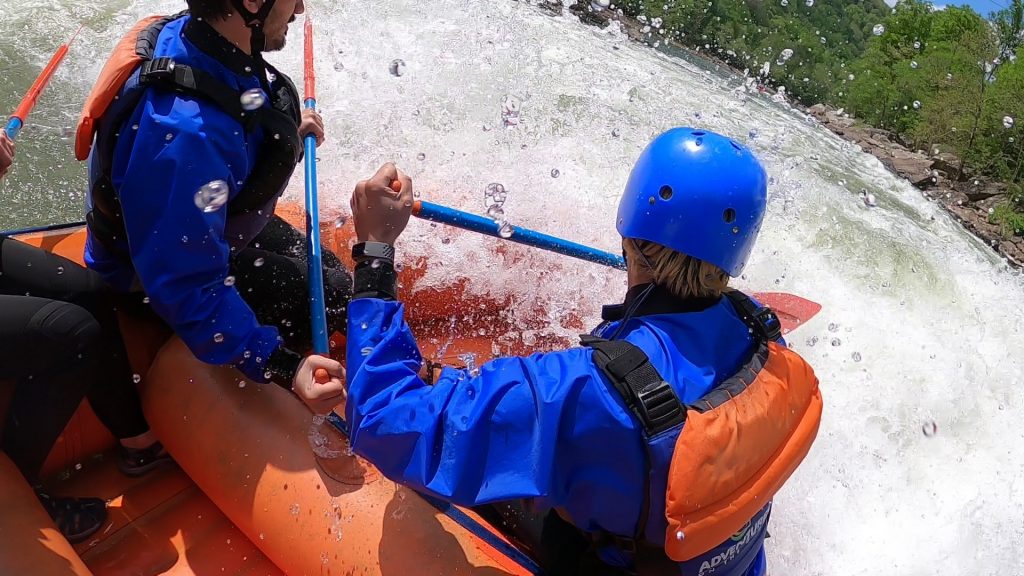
[345,297,643,509]
[112,92,283,383]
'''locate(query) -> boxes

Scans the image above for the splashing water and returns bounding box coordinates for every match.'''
[240,88,266,111]
[4,0,1024,573]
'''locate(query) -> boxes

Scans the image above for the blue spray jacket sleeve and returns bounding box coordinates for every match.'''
[345,298,648,536]
[113,91,281,382]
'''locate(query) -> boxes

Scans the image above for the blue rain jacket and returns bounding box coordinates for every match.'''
[84,15,285,383]
[346,285,772,576]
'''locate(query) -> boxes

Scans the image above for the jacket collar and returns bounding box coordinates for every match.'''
[601,283,720,322]
[183,15,259,77]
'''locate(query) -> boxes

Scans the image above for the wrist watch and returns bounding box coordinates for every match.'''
[351,241,395,264]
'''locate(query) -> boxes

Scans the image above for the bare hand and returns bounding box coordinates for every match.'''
[299,108,325,147]
[292,355,346,415]
[350,163,414,245]
[0,133,14,179]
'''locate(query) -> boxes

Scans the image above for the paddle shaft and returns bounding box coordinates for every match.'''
[303,16,329,357]
[5,26,82,140]
[412,200,627,270]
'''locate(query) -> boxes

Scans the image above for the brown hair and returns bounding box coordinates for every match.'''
[626,239,729,299]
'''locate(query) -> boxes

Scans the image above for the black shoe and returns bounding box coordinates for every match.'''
[117,441,174,477]
[36,492,108,544]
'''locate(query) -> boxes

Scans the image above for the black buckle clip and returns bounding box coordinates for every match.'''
[635,381,686,435]
[752,307,783,342]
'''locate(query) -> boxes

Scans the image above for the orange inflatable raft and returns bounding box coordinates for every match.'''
[0,204,813,575]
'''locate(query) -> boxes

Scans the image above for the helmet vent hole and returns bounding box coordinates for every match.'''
[659,185,674,200]
[723,208,737,223]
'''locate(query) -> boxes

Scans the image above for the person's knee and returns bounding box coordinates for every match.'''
[29,301,103,367]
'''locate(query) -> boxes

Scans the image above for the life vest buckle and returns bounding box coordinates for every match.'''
[635,380,686,435]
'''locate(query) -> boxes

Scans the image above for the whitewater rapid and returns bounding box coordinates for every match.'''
[2,0,1023,573]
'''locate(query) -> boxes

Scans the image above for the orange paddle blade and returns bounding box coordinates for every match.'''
[752,292,822,334]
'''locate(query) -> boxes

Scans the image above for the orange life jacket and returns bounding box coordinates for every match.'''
[583,290,821,564]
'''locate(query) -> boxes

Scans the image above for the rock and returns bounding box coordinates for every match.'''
[931,152,970,181]
[808,104,827,117]
[964,182,1007,202]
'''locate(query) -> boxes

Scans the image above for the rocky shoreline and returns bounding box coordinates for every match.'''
[558,1,1024,270]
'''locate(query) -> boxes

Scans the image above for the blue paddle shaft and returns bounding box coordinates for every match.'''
[303,97,329,354]
[414,201,627,270]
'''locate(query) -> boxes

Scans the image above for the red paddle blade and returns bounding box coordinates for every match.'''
[752,292,822,335]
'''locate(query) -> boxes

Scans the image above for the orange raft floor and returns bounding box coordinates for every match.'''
[0,204,543,576]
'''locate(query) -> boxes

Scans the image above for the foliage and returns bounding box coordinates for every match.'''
[604,0,1024,218]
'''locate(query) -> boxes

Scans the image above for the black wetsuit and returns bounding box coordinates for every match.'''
[0,235,149,483]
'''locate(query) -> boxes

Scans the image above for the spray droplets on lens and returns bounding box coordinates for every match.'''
[777,48,794,65]
[910,61,919,69]
[913,100,921,109]
[417,152,426,161]
[1003,116,1015,129]
[486,204,505,220]
[498,222,514,238]
[922,420,938,437]
[873,24,885,36]
[133,374,142,384]
[914,41,921,50]
[213,333,224,344]
[550,168,560,178]
[194,180,229,213]
[501,95,522,128]
[223,275,236,287]
[389,59,407,77]
[254,257,265,268]
[240,89,266,111]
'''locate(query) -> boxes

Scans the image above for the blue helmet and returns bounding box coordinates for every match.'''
[616,127,768,277]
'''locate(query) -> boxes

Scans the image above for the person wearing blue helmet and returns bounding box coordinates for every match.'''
[342,130,822,575]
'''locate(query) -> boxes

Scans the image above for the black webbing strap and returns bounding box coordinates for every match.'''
[580,335,685,436]
[722,290,783,342]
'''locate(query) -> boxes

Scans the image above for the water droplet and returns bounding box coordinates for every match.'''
[501,95,522,128]
[851,352,862,362]
[142,296,150,304]
[848,73,855,81]
[550,168,560,178]
[389,59,407,77]
[214,333,225,343]
[805,336,818,347]
[132,124,139,131]
[240,88,266,110]
[55,265,65,275]
[910,61,919,69]
[914,41,921,50]
[133,374,142,384]
[360,346,373,356]
[360,322,368,330]
[1003,116,1015,129]
[259,533,265,540]
[243,350,252,359]
[254,257,265,267]
[922,420,938,437]
[830,338,841,347]
[165,133,174,141]
[820,36,827,44]
[777,48,794,65]
[273,133,281,140]
[221,275,236,287]
[748,128,759,140]
[675,530,685,541]
[913,100,921,109]
[873,24,885,36]
[417,152,426,161]
[484,182,507,207]
[194,180,230,212]
[498,222,514,238]
[370,259,382,269]
[264,370,273,380]
[181,235,189,243]
[289,503,301,516]
[611,128,621,138]
[780,0,788,6]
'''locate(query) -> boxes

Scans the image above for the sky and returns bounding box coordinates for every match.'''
[887,0,1014,16]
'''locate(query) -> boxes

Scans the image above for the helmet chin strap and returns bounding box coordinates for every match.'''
[229,0,277,91]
